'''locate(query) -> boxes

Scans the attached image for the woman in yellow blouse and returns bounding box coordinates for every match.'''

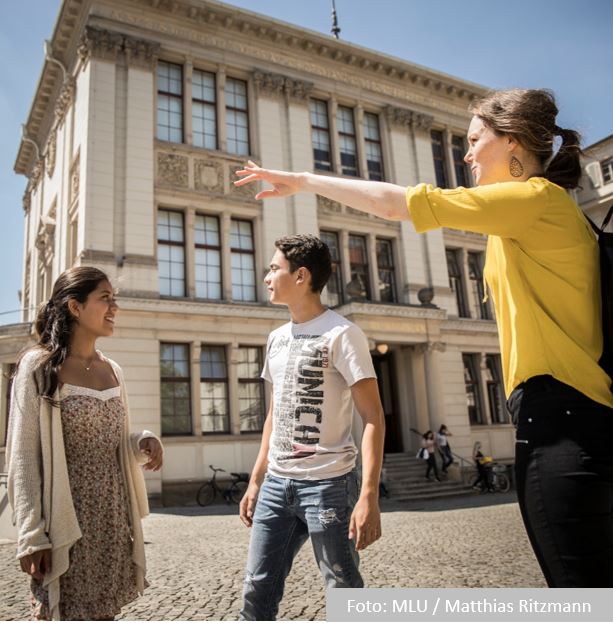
[235,88,613,587]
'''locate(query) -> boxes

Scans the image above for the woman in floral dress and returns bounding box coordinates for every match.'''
[7,267,163,620]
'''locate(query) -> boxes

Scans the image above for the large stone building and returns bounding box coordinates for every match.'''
[575,134,613,226]
[1,0,517,501]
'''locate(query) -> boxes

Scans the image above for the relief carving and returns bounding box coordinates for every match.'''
[54,76,76,126]
[194,159,223,192]
[124,35,160,70]
[384,105,434,131]
[22,190,31,214]
[78,26,123,64]
[228,165,256,200]
[252,70,313,102]
[317,195,342,214]
[70,156,80,205]
[46,128,57,178]
[157,153,189,187]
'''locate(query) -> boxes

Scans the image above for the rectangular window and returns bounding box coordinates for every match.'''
[602,158,613,184]
[337,106,359,176]
[157,210,186,297]
[225,78,249,155]
[467,252,491,320]
[310,99,332,172]
[431,130,448,188]
[238,347,265,432]
[348,234,371,300]
[200,345,229,433]
[192,69,217,150]
[376,238,396,303]
[157,61,183,143]
[485,354,508,424]
[452,135,469,187]
[463,354,484,425]
[446,249,468,317]
[160,344,192,436]
[194,214,222,299]
[231,219,256,301]
[364,112,384,181]
[320,230,343,307]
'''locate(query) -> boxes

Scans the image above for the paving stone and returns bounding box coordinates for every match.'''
[0,495,544,621]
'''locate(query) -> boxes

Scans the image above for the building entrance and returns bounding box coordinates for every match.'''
[372,351,403,453]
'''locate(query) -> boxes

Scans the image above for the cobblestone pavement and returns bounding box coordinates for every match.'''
[0,494,544,621]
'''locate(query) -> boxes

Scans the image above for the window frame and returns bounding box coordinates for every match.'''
[364,112,384,181]
[156,61,184,144]
[200,344,231,435]
[602,158,613,185]
[485,354,509,424]
[463,353,485,425]
[431,129,449,189]
[225,77,250,156]
[446,248,469,318]
[337,105,360,177]
[194,213,222,301]
[376,237,397,303]
[230,218,257,302]
[348,233,371,300]
[467,251,491,320]
[191,68,217,151]
[451,135,469,188]
[157,209,187,298]
[310,98,333,172]
[160,343,193,437]
[320,230,344,307]
[237,346,266,434]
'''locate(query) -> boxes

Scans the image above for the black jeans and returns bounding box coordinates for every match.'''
[508,375,613,587]
[425,454,439,480]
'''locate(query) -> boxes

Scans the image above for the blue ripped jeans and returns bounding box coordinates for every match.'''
[239,470,363,621]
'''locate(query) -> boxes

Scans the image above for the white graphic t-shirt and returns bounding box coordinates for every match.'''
[262,309,376,480]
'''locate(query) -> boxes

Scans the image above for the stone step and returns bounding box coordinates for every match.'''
[392,488,480,502]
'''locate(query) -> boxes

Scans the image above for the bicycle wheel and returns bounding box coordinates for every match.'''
[197,483,216,507]
[496,473,511,493]
[229,481,248,504]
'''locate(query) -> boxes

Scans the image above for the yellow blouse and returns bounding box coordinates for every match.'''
[406,177,613,408]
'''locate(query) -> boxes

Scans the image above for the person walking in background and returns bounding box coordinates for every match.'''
[238,235,385,621]
[7,267,163,620]
[472,441,493,493]
[437,424,454,475]
[235,87,613,587]
[421,430,440,482]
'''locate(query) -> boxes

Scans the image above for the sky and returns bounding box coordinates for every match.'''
[1,0,612,322]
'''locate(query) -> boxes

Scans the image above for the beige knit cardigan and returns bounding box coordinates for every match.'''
[6,349,159,621]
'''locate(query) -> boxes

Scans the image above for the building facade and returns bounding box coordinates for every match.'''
[1,0,516,500]
[575,134,613,226]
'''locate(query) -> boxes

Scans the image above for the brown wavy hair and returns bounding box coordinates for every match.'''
[16,267,110,401]
[469,89,583,189]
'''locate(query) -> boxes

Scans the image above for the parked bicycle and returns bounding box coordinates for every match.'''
[466,462,511,493]
[196,465,250,507]
[489,463,511,493]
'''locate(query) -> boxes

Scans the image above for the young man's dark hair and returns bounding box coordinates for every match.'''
[274,234,332,293]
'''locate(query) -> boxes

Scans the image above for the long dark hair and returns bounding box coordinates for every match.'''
[17,267,110,401]
[469,88,583,189]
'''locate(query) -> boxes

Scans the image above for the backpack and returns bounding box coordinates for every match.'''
[586,205,613,386]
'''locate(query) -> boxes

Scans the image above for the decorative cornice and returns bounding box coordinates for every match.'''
[252,70,313,103]
[78,25,123,64]
[413,341,447,354]
[336,301,447,320]
[384,105,434,131]
[124,34,161,70]
[45,128,57,178]
[442,318,498,333]
[54,76,76,127]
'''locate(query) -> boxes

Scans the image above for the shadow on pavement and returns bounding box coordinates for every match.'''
[151,491,518,517]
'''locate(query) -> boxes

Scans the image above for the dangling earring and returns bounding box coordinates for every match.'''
[509,156,524,178]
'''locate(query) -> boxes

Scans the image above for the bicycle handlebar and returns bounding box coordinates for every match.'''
[209,465,227,473]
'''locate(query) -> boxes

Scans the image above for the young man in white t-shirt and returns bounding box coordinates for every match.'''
[238,234,385,621]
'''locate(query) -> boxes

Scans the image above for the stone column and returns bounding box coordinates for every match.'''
[417,341,446,433]
[183,58,193,145]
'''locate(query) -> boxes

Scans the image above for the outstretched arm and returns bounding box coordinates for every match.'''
[234,161,409,221]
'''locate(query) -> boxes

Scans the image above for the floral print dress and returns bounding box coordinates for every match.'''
[31,384,140,621]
